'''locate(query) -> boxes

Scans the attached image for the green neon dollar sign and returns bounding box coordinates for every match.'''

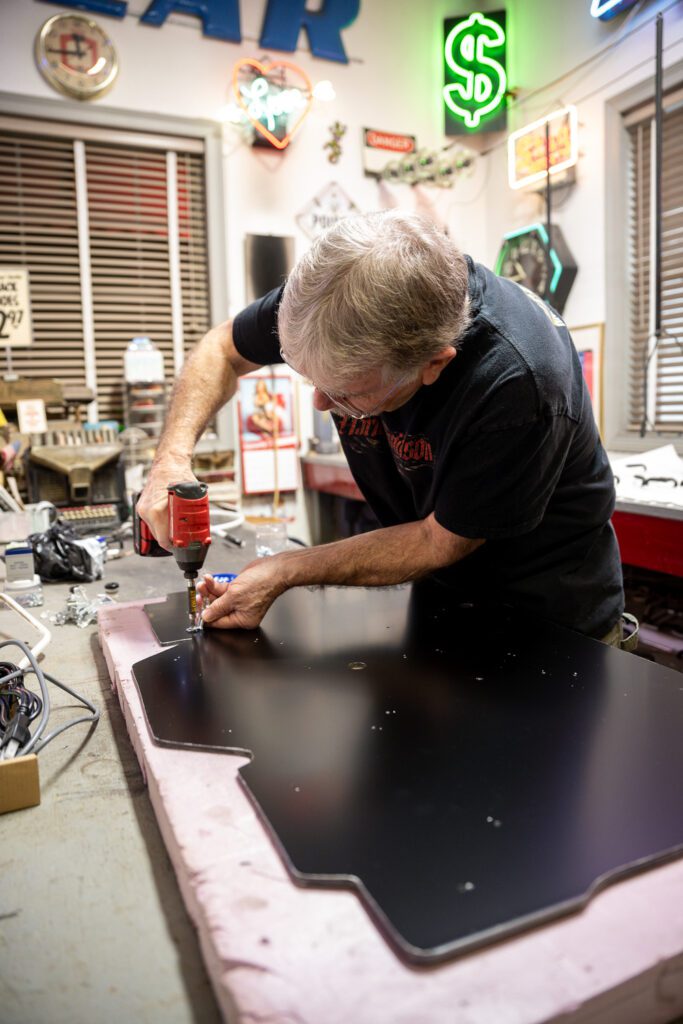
[443,12,507,129]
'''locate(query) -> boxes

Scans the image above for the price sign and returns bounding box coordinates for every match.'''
[17,399,48,435]
[508,107,578,190]
[0,267,33,347]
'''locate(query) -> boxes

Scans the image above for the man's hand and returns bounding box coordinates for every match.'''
[136,458,196,551]
[199,562,288,630]
[134,318,262,550]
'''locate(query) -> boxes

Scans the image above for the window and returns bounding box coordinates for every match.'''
[0,117,211,423]
[625,90,683,434]
[0,132,84,392]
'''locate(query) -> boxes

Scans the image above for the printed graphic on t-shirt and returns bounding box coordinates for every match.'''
[335,415,387,454]
[516,284,565,327]
[385,427,434,472]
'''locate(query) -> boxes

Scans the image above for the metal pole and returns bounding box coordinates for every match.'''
[641,12,664,436]
[654,12,663,340]
[545,119,551,242]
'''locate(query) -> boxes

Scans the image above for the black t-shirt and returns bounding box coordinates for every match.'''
[233,258,624,638]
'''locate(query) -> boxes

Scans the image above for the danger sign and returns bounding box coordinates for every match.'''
[363,127,417,176]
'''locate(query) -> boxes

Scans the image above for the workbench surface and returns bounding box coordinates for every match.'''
[4,533,683,1024]
[0,543,232,1024]
[104,580,683,1023]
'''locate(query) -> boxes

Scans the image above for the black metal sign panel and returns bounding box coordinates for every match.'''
[134,583,683,963]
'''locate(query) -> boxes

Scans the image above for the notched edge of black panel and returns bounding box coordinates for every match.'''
[131,592,683,966]
[237,767,683,964]
[131,656,255,759]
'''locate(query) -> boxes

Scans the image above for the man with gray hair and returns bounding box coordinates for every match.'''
[138,211,624,643]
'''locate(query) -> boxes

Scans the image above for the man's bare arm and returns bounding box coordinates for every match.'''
[200,514,484,629]
[137,320,260,548]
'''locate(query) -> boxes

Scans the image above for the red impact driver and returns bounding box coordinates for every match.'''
[134,482,212,630]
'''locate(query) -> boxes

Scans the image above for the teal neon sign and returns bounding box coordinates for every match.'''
[443,11,507,135]
[499,224,562,294]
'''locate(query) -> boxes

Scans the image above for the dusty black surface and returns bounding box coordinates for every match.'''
[133,582,683,963]
[144,589,200,644]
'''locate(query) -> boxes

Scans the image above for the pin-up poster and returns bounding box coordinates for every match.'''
[237,373,299,494]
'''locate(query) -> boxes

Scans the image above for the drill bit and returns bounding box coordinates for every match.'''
[185,573,202,632]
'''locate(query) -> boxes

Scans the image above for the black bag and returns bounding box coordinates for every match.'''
[29,524,103,583]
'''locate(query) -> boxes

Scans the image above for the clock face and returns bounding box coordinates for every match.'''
[499,234,549,296]
[495,224,578,315]
[35,14,118,101]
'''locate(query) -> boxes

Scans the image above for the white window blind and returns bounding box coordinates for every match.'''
[0,131,86,389]
[177,151,211,356]
[627,95,683,433]
[85,141,174,421]
[0,118,211,423]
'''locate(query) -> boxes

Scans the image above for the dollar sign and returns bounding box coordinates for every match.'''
[443,13,507,129]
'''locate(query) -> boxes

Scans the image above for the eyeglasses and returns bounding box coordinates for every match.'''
[279,348,411,420]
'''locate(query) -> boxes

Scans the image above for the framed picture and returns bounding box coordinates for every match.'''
[570,322,604,436]
[237,372,299,495]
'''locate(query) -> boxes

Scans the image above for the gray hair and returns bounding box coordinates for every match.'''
[278,210,470,388]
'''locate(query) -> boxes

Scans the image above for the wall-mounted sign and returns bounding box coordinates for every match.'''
[590,0,639,19]
[0,267,33,348]
[17,400,48,435]
[232,58,312,150]
[296,182,359,240]
[379,147,475,189]
[508,106,578,190]
[363,128,416,177]
[495,223,578,315]
[443,11,507,135]
[39,0,360,63]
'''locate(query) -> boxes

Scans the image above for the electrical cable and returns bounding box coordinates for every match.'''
[0,638,99,760]
[0,591,52,669]
[639,326,683,436]
[211,510,245,537]
[0,663,42,728]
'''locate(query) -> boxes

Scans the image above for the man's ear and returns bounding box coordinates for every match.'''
[421,346,457,386]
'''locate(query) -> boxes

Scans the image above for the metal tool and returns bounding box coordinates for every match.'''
[134,482,211,630]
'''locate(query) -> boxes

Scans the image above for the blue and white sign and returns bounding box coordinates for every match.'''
[37,0,360,63]
[590,0,639,20]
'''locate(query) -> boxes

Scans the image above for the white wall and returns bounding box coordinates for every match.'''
[0,0,495,301]
[479,0,683,449]
[2,0,682,453]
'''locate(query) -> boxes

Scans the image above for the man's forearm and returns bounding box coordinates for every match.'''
[279,516,482,590]
[155,322,237,463]
[200,515,483,629]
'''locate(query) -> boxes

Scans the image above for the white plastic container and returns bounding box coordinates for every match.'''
[4,541,36,583]
[124,336,165,383]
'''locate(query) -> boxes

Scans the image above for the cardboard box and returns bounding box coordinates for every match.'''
[0,754,40,814]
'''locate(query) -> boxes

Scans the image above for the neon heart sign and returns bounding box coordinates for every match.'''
[232,58,313,150]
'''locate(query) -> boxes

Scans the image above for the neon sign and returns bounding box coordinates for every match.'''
[590,0,639,19]
[232,59,312,150]
[443,11,507,135]
[508,106,578,190]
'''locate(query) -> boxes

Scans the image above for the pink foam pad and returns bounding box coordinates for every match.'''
[99,602,683,1023]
